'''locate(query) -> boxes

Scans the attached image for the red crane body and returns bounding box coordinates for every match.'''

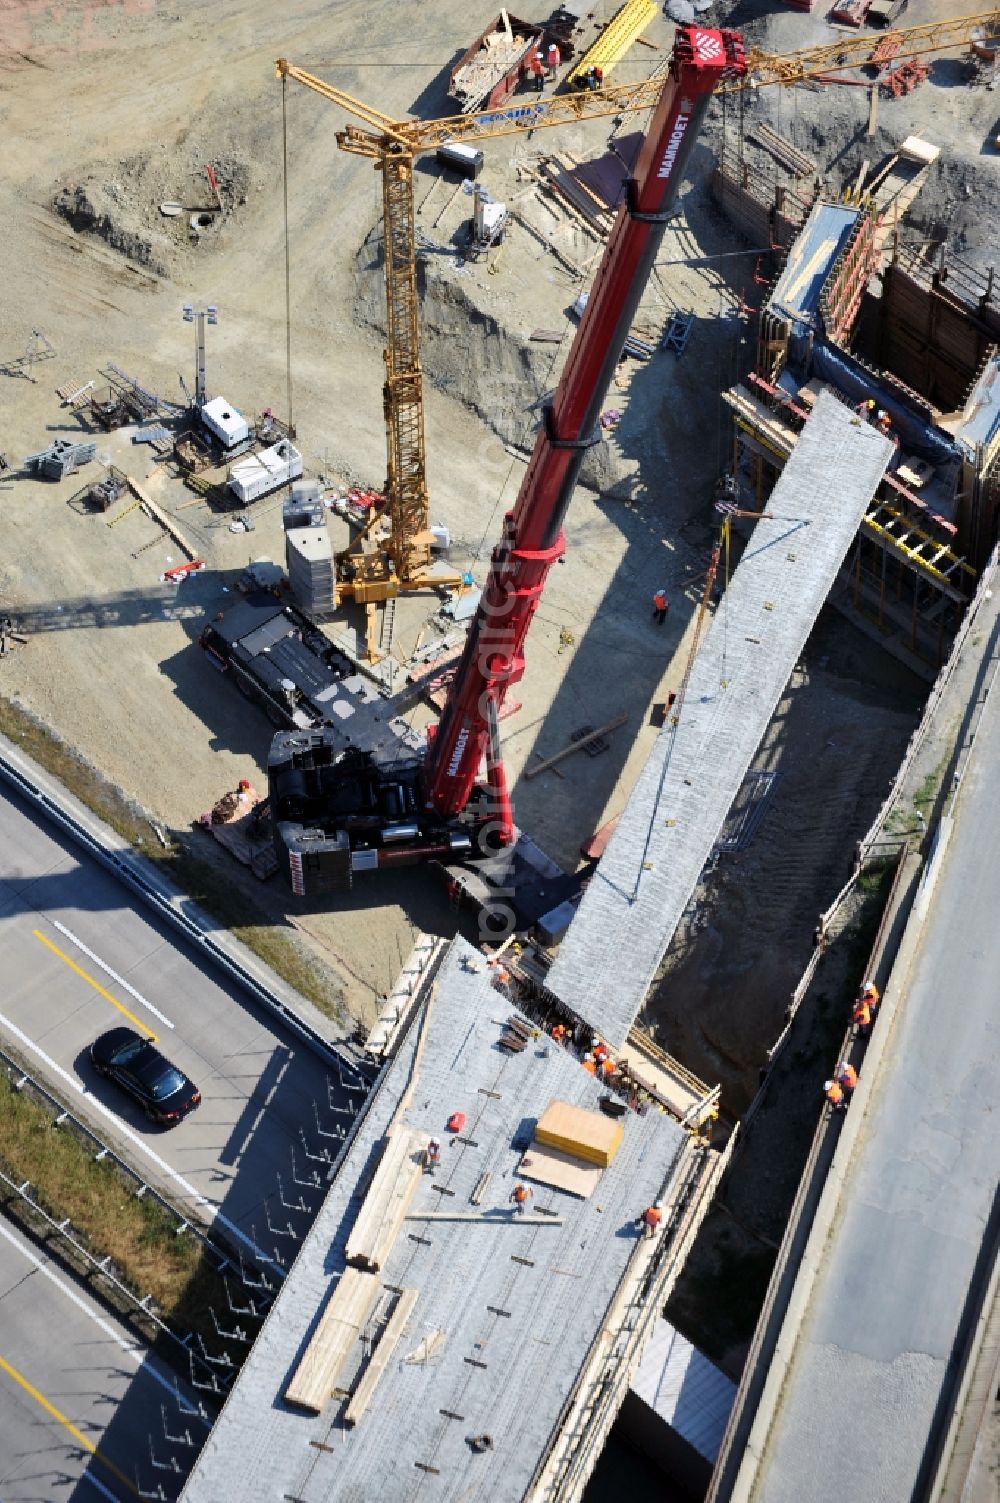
[423,26,746,842]
[267,27,746,894]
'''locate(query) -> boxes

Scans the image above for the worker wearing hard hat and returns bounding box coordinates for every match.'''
[637,1203,663,1239]
[824,1078,846,1112]
[836,1062,858,1099]
[424,1137,442,1174]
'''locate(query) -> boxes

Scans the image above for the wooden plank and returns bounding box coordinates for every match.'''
[344,1288,419,1427]
[126,476,198,559]
[346,1124,425,1271]
[406,1211,564,1224]
[523,714,628,779]
[284,1268,380,1413]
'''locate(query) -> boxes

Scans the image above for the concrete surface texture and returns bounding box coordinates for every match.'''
[0,1215,207,1501]
[0,778,343,1267]
[181,937,687,1503]
[728,669,1000,1502]
[547,394,894,1048]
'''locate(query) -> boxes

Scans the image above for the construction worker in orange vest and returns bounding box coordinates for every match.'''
[581,1052,597,1075]
[836,1062,858,1099]
[599,1056,617,1081]
[591,1036,609,1063]
[551,1021,568,1045]
[853,996,873,1036]
[637,1203,663,1239]
[862,979,880,1012]
[652,589,669,625]
[545,40,560,77]
[530,49,545,92]
[824,1077,846,1112]
[510,1183,533,1215]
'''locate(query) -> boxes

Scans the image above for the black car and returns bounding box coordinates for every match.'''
[90,1027,201,1127]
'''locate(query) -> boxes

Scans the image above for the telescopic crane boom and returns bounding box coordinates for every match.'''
[269,9,998,894]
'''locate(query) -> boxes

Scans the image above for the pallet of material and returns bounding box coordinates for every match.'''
[205,809,278,880]
[345,1125,425,1272]
[535,1099,624,1167]
[284,1267,380,1413]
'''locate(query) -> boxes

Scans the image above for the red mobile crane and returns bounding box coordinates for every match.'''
[269,26,747,895]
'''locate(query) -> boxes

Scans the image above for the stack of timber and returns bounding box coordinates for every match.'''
[539,152,614,237]
[345,1125,426,1271]
[746,123,817,179]
[343,1289,419,1427]
[284,1267,380,1413]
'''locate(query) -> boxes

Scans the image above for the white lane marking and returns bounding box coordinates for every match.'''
[0,1009,282,1277]
[49,918,175,1030]
[0,1219,203,1417]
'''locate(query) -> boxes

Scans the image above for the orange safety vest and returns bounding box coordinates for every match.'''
[838,1065,858,1092]
[853,1000,872,1028]
[582,1057,597,1074]
[653,591,668,611]
[546,43,559,65]
[825,1081,844,1107]
[512,1185,530,1203]
[642,1206,662,1229]
[863,984,880,1006]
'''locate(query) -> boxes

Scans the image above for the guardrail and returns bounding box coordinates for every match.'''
[0,732,343,1068]
[0,1043,274,1280]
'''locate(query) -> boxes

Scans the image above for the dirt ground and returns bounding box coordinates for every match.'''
[0,0,992,1029]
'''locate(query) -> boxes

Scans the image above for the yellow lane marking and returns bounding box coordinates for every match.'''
[32,930,157,1041]
[0,1351,138,1496]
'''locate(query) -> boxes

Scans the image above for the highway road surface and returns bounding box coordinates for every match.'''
[722,671,1000,1500]
[0,781,364,1273]
[0,1216,208,1501]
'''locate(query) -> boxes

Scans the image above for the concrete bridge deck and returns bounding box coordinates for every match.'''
[547,391,893,1047]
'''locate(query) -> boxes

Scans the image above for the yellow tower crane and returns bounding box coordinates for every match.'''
[276,8,999,649]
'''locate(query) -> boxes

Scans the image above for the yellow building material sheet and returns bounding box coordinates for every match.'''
[566,0,658,87]
[535,1099,624,1167]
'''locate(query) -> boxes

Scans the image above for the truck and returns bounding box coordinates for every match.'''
[268,24,747,894]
